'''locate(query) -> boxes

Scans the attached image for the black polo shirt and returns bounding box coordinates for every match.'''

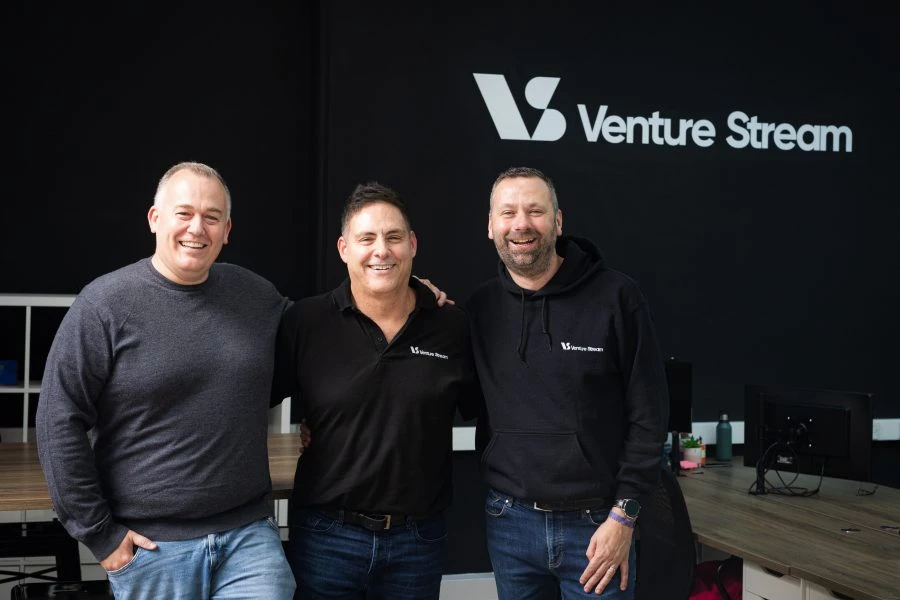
[273,277,481,518]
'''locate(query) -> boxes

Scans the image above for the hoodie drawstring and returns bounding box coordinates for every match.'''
[517,293,553,362]
[541,297,552,351]
[516,289,527,362]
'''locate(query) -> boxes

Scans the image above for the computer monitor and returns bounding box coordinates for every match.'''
[664,358,692,433]
[664,358,693,474]
[743,384,873,484]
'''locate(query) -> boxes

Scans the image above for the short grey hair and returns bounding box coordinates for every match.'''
[153,161,232,217]
[489,166,558,213]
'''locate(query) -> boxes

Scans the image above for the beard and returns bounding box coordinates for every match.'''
[494,230,558,279]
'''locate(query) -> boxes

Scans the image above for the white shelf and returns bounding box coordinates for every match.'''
[0,294,75,308]
[0,381,42,394]
[0,385,28,394]
[0,295,76,442]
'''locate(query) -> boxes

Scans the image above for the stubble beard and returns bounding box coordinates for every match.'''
[496,232,557,280]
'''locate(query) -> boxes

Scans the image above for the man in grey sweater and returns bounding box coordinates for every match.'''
[36,162,296,599]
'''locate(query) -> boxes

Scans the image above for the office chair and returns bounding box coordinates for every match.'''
[634,467,696,600]
[691,557,741,600]
[10,581,112,600]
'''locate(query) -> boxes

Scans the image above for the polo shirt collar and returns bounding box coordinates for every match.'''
[332,277,438,313]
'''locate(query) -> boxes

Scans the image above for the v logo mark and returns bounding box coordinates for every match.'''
[473,73,567,141]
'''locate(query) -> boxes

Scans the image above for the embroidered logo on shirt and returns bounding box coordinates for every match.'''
[560,342,604,352]
[410,346,449,360]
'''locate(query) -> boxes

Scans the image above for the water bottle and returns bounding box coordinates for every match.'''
[715,410,733,461]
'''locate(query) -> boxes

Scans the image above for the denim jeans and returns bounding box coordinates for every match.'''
[485,490,637,600]
[286,508,448,599]
[106,517,295,599]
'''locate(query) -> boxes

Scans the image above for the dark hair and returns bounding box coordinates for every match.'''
[490,166,558,212]
[341,182,411,233]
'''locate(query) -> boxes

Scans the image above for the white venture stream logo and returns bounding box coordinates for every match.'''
[561,342,604,352]
[410,346,449,360]
[473,73,853,152]
[472,73,566,141]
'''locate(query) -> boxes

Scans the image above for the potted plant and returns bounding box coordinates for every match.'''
[682,435,703,464]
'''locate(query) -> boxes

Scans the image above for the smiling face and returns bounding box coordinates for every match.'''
[489,176,563,283]
[338,201,417,298]
[148,168,232,285]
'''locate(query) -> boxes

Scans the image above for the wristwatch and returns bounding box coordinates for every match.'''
[613,498,641,521]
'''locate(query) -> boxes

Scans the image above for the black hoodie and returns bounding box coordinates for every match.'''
[466,236,669,504]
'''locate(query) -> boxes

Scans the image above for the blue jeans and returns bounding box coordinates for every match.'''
[485,490,637,600]
[286,508,448,599]
[106,517,295,599]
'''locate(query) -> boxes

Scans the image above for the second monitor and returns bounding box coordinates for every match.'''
[743,384,873,483]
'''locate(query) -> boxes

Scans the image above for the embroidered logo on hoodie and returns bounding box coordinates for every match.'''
[410,346,449,360]
[560,342,604,353]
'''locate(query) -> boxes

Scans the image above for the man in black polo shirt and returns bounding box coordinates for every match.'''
[273,182,480,599]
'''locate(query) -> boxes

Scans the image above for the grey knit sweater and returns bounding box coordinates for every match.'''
[36,258,289,561]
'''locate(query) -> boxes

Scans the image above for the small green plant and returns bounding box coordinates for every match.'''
[682,435,701,448]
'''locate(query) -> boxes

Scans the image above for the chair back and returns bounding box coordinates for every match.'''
[10,581,112,599]
[634,467,696,600]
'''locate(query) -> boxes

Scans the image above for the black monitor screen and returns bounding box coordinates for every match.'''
[743,384,873,482]
[664,358,692,433]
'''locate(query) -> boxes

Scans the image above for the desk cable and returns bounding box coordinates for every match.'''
[748,441,823,497]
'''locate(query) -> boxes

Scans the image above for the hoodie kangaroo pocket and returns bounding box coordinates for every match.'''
[482,430,605,500]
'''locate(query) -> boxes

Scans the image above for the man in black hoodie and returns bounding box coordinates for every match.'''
[466,167,669,599]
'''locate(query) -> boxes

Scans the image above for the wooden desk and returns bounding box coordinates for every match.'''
[0,434,300,588]
[0,433,302,512]
[0,442,49,511]
[269,432,302,500]
[5,440,897,598]
[683,462,900,537]
[679,461,900,600]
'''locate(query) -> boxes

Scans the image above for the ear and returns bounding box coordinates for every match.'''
[487,212,494,240]
[148,206,159,233]
[409,230,418,258]
[555,208,563,236]
[223,218,232,245]
[337,236,349,264]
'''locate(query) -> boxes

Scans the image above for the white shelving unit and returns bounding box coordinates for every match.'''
[0,294,76,442]
[0,295,76,596]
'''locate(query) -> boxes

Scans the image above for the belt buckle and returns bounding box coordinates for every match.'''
[533,501,552,512]
[360,512,391,531]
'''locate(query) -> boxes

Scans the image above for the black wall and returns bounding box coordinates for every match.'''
[5,3,897,414]
[6,0,898,576]
[316,2,899,422]
[5,2,318,408]
[9,2,317,300]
